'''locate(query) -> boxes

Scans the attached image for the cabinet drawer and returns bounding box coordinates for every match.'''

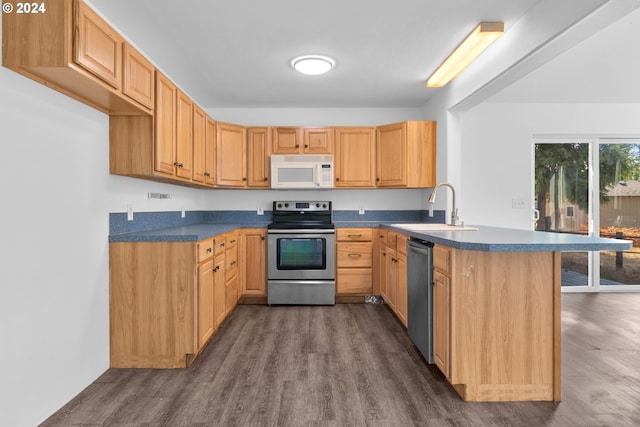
[337,242,372,268]
[337,268,373,294]
[226,231,239,248]
[433,245,451,274]
[197,238,215,263]
[337,228,373,242]
[214,237,226,255]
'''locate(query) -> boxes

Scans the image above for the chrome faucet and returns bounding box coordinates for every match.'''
[428,181,458,226]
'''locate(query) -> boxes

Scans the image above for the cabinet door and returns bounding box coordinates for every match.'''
[433,270,450,378]
[376,122,407,187]
[154,72,176,176]
[198,259,215,349]
[247,128,270,187]
[396,253,408,327]
[175,90,193,180]
[242,230,266,295]
[204,117,216,186]
[386,250,398,310]
[213,253,226,328]
[225,274,239,314]
[272,127,302,154]
[217,122,247,186]
[379,247,389,302]
[334,127,376,187]
[192,105,207,183]
[74,0,122,89]
[303,128,334,154]
[123,43,154,109]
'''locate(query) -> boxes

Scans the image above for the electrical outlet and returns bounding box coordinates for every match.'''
[181,208,186,218]
[257,205,264,215]
[127,204,134,221]
[512,198,526,209]
[358,205,365,215]
[429,205,434,217]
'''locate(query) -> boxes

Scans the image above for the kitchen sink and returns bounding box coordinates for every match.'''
[390,223,478,232]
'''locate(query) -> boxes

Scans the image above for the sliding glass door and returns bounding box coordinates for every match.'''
[534,139,640,291]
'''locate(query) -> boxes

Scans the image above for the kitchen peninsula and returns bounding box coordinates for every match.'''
[385,224,631,402]
[110,217,631,402]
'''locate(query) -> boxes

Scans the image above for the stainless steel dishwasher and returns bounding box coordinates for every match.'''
[407,238,434,364]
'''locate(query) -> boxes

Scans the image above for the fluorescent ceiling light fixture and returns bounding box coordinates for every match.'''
[426,22,504,88]
[291,55,335,75]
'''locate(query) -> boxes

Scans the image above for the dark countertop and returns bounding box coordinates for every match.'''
[382,224,633,252]
[109,221,633,253]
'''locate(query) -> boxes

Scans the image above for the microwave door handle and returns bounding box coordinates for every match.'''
[315,164,321,187]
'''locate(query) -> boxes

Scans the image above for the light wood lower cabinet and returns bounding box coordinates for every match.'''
[432,244,562,402]
[336,228,373,295]
[377,229,409,327]
[109,231,238,369]
[241,229,267,296]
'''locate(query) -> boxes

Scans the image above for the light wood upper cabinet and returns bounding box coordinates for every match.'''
[192,105,207,184]
[376,121,436,188]
[304,128,334,154]
[271,127,302,154]
[123,43,154,110]
[272,127,333,154]
[175,90,194,180]
[154,72,177,176]
[217,122,247,187]
[247,128,270,187]
[204,117,216,186]
[74,0,123,89]
[3,0,150,114]
[334,127,376,187]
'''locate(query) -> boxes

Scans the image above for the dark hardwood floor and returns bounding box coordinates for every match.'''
[42,293,640,426]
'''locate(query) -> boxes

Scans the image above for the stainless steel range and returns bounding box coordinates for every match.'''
[267,201,335,305]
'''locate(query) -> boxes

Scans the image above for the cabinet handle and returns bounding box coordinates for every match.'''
[221,243,225,247]
[305,144,308,148]
[231,261,236,266]
[204,172,210,177]
[263,177,268,182]
[261,237,265,241]
[206,248,212,253]
[348,234,362,238]
[336,177,340,182]
[376,177,380,181]
[295,144,300,148]
[242,177,247,181]
[230,239,236,244]
[173,162,179,167]
[348,253,362,258]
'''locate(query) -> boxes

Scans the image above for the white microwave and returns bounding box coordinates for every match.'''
[271,155,334,189]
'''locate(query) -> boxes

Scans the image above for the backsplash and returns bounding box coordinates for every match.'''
[109,209,445,235]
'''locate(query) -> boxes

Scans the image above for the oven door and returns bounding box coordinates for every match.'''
[267,229,335,281]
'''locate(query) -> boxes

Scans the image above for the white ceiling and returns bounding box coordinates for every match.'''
[489,5,640,103]
[87,0,637,108]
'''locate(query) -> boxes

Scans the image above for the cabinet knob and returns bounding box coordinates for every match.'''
[263,177,268,182]
[336,178,340,182]
[305,144,308,148]
[242,177,247,181]
[206,248,212,253]
[204,172,210,177]
[261,237,265,241]
[295,144,300,148]
[221,243,225,247]
[376,177,380,181]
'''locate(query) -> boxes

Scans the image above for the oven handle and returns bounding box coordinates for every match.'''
[267,229,335,234]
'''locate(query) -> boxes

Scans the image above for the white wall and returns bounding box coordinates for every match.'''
[0,57,203,427]
[459,102,640,229]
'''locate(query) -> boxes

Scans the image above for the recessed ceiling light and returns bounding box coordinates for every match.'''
[291,55,335,75]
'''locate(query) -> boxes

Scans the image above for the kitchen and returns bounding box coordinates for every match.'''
[2,0,640,426]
